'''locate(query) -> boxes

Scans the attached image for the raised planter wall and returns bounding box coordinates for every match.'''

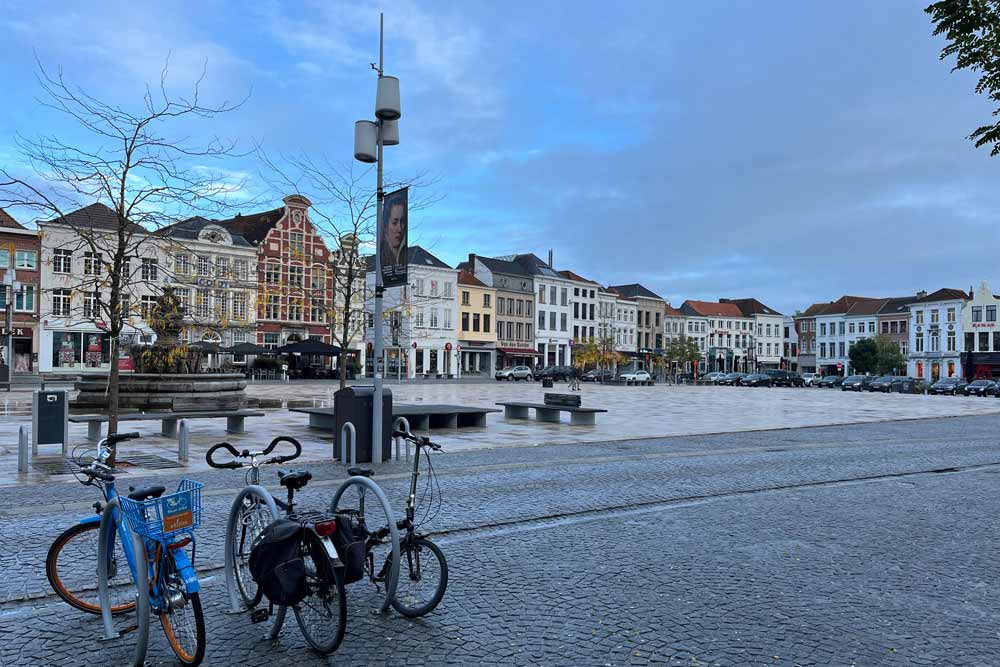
[72,373,248,412]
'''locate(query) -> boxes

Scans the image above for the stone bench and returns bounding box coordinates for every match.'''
[291,404,500,431]
[69,410,266,443]
[496,401,608,425]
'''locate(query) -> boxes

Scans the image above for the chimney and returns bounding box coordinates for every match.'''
[916,290,927,299]
[547,249,553,267]
[468,252,476,270]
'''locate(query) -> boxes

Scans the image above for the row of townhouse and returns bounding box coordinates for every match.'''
[0,195,368,377]
[789,281,1000,383]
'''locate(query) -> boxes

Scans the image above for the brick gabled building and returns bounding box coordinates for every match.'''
[0,209,40,374]
[217,195,336,356]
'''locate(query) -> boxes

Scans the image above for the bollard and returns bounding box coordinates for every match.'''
[393,416,411,462]
[17,425,28,474]
[340,421,356,467]
[177,419,189,463]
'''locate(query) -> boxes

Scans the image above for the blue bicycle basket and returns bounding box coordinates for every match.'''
[120,479,204,540]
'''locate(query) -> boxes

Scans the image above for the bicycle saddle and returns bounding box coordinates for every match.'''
[278,469,312,490]
[127,485,166,502]
[347,467,374,478]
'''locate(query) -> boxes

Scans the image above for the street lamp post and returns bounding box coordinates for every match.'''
[354,13,401,459]
[3,268,19,391]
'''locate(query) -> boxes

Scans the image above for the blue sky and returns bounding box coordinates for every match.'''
[2,0,997,314]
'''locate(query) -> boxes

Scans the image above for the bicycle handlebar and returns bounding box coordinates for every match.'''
[391,430,442,451]
[262,436,302,464]
[205,442,244,469]
[79,461,115,482]
[105,431,141,446]
[205,436,302,469]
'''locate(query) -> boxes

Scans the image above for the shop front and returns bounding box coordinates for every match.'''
[459,341,495,376]
[41,325,144,373]
[496,346,542,370]
[0,325,37,374]
[961,352,999,380]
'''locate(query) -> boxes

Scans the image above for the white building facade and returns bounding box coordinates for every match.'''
[961,280,1000,380]
[907,288,969,382]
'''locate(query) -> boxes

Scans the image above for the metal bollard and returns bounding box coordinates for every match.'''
[17,425,28,474]
[340,421,356,467]
[393,416,411,462]
[178,419,189,463]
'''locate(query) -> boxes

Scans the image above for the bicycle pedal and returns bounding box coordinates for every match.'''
[250,608,269,623]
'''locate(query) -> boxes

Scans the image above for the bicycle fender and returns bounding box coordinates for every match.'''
[169,549,201,594]
[79,515,101,526]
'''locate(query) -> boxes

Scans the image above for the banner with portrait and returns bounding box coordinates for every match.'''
[379,187,408,288]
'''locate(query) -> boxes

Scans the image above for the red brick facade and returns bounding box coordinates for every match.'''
[0,211,41,372]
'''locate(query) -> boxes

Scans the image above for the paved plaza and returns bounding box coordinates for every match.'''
[2,404,1000,665]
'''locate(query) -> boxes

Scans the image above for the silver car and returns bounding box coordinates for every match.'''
[495,365,533,381]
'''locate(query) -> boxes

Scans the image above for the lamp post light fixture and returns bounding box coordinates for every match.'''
[354,12,401,458]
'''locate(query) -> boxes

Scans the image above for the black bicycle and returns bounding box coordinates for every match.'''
[333,429,449,618]
[206,440,347,655]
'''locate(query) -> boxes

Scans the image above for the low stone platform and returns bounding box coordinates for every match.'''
[72,373,247,411]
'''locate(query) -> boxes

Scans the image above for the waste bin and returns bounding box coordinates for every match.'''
[334,385,392,463]
[32,389,68,455]
[541,378,553,388]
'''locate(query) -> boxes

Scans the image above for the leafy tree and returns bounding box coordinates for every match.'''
[848,337,879,374]
[926,1,1000,155]
[874,335,906,375]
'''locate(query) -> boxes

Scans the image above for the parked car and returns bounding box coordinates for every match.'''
[817,375,845,388]
[964,379,998,397]
[704,371,728,384]
[867,375,896,392]
[619,370,651,382]
[495,365,534,381]
[801,372,821,387]
[582,368,614,382]
[718,372,747,386]
[535,365,574,382]
[787,372,806,387]
[929,377,968,395]
[742,373,773,387]
[841,375,868,391]
[762,370,803,387]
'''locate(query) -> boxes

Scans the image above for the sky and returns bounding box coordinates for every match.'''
[1,0,998,315]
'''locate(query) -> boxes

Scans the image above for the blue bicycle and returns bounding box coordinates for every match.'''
[45,431,207,666]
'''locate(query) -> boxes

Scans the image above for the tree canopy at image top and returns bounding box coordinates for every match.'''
[0,55,252,458]
[926,0,1000,155]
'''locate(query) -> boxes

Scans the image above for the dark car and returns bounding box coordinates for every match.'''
[742,373,772,387]
[718,372,747,386]
[582,369,614,382]
[762,370,798,387]
[929,377,968,395]
[817,375,844,388]
[841,375,868,391]
[867,375,896,392]
[535,365,574,381]
[786,372,805,387]
[964,379,998,396]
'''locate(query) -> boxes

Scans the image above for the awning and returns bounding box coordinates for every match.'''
[497,347,543,356]
[277,340,343,356]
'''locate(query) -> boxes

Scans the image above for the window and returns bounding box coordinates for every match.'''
[538,285,545,304]
[484,314,490,333]
[215,290,229,319]
[141,258,158,281]
[289,232,305,254]
[965,333,973,352]
[53,289,72,317]
[868,321,875,333]
[235,259,249,281]
[311,267,325,290]
[15,250,36,269]
[900,341,908,356]
[574,288,579,297]
[431,281,439,297]
[416,310,425,327]
[416,279,425,296]
[549,312,556,330]
[931,309,939,324]
[497,297,505,315]
[574,303,580,319]
[288,266,304,288]
[83,292,99,318]
[948,331,956,352]
[444,309,451,329]
[311,300,324,323]
[820,323,827,336]
[561,288,567,306]
[430,308,439,328]
[929,331,940,352]
[900,320,907,333]
[973,306,983,322]
[288,300,302,321]
[521,300,527,316]
[947,307,956,322]
[848,322,855,334]
[979,332,989,352]
[140,295,157,320]
[444,282,452,298]
[538,311,545,330]
[888,321,896,334]
[507,321,514,339]
[233,330,247,344]
[916,310,924,325]
[462,291,470,306]
[175,288,191,313]
[839,342,845,357]
[989,306,997,322]
[263,333,280,349]
[196,289,210,317]
[197,256,211,276]
[550,286,556,304]
[838,322,845,335]
[0,249,8,268]
[473,313,480,332]
[174,253,190,276]
[994,332,1000,352]
[84,252,102,276]
[560,313,567,331]
[53,249,72,274]
[265,263,280,284]
[14,285,34,312]
[216,256,230,278]
[233,292,247,320]
[462,312,469,332]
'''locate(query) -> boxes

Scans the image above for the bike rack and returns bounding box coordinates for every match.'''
[177,419,189,463]
[17,425,28,474]
[97,497,150,666]
[330,476,401,613]
[393,416,411,462]
[223,486,280,614]
[340,421,357,466]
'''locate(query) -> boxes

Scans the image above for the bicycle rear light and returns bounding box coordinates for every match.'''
[314,519,338,537]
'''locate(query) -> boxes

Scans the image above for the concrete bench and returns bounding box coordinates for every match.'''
[69,410,266,442]
[291,404,500,431]
[496,401,608,425]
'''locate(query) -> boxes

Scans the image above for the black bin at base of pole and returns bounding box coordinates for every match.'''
[541,378,553,388]
[334,385,392,463]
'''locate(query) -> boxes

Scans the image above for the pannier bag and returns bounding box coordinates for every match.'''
[249,518,308,607]
[332,513,368,584]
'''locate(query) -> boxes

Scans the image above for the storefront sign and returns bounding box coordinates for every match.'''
[0,328,29,337]
[971,322,997,329]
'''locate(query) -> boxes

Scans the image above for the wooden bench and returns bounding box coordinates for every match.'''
[290,404,500,431]
[496,401,608,425]
[69,410,266,442]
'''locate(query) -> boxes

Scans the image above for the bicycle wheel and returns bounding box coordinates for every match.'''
[232,498,273,608]
[389,536,448,618]
[158,549,206,666]
[293,533,347,655]
[46,521,137,615]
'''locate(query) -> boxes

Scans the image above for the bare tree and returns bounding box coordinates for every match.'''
[0,56,250,461]
[256,150,440,387]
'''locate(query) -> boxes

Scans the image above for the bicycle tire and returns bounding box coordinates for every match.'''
[159,550,207,666]
[293,533,347,655]
[233,499,272,608]
[46,521,137,615]
[389,536,448,618]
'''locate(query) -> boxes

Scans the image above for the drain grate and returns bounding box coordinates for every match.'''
[31,453,182,475]
[31,456,80,475]
[117,454,183,470]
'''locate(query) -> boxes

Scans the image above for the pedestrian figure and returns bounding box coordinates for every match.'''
[569,365,581,391]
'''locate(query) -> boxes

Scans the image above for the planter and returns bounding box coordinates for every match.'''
[71,373,247,412]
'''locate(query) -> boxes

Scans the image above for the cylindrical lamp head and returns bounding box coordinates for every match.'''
[381,119,399,146]
[375,75,401,120]
[354,120,378,163]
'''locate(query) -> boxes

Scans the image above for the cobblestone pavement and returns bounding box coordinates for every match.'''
[2,416,1000,665]
[3,381,1000,484]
